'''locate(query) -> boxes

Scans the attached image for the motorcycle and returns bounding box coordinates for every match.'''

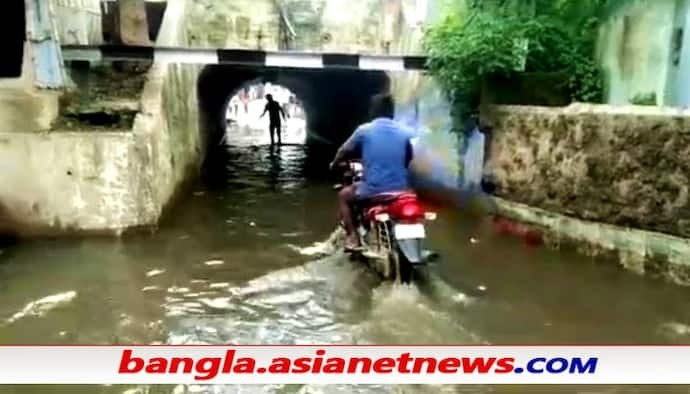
[333,160,437,283]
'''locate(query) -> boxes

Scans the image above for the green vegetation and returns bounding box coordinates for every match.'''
[423,0,621,118]
[630,92,657,106]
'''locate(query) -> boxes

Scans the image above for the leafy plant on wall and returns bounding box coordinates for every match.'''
[630,92,657,106]
[423,0,614,118]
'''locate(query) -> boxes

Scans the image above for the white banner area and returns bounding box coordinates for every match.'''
[0,345,686,385]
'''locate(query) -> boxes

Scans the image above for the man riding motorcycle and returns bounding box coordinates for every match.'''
[329,93,417,251]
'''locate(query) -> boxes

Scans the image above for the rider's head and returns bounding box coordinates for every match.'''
[265,94,273,102]
[369,93,395,120]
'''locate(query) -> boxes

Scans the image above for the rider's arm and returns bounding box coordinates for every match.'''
[260,105,268,118]
[330,126,365,169]
[279,105,287,119]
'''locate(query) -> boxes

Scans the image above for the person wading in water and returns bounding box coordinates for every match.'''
[260,94,288,146]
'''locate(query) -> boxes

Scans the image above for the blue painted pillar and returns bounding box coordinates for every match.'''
[27,0,68,89]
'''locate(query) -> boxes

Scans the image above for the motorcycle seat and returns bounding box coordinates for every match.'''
[365,190,417,205]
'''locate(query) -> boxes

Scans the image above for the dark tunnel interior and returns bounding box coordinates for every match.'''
[0,0,25,78]
[197,65,390,179]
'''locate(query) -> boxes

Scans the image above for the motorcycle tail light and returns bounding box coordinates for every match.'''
[392,201,425,221]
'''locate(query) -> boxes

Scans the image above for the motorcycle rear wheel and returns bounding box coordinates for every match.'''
[390,247,413,284]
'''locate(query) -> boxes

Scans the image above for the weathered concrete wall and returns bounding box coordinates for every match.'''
[483,104,690,240]
[135,0,203,221]
[186,0,281,49]
[184,0,427,54]
[597,0,679,106]
[388,0,429,55]
[298,0,428,54]
[482,103,690,285]
[317,0,387,53]
[0,0,202,237]
[52,0,103,45]
[0,0,63,132]
[0,132,145,235]
[0,41,60,133]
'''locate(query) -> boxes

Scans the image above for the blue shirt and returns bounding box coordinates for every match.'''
[342,118,417,199]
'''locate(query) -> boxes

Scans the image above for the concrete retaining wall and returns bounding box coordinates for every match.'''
[483,103,690,284]
[0,0,202,237]
[0,132,135,235]
[483,104,690,239]
[0,38,60,134]
[134,0,203,226]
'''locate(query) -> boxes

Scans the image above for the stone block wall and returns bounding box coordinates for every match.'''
[483,104,690,239]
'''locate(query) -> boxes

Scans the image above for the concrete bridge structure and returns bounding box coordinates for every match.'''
[0,0,449,237]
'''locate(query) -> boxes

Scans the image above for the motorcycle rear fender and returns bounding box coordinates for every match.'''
[397,238,424,264]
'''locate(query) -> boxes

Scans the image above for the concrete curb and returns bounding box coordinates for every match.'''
[492,197,690,286]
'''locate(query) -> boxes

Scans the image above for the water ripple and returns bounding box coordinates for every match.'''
[5,291,77,325]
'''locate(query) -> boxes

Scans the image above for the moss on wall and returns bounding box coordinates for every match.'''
[484,104,690,239]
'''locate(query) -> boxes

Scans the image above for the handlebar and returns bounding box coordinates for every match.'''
[330,160,361,172]
[332,160,362,189]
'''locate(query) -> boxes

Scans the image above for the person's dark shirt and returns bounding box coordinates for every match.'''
[265,101,283,124]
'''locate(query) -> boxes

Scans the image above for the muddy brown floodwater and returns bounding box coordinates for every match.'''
[1,138,690,394]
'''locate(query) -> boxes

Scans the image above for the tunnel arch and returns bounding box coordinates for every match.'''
[221,77,263,122]
[223,81,308,145]
[197,65,391,161]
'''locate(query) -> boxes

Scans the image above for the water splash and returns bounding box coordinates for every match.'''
[287,227,345,257]
[5,291,77,325]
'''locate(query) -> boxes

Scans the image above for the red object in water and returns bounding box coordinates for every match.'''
[523,229,543,246]
[514,223,529,237]
[492,217,513,235]
[492,217,543,247]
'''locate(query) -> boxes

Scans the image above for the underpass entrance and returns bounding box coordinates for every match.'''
[223,82,307,147]
[197,65,390,178]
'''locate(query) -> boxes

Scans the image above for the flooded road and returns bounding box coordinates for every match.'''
[2,139,690,394]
